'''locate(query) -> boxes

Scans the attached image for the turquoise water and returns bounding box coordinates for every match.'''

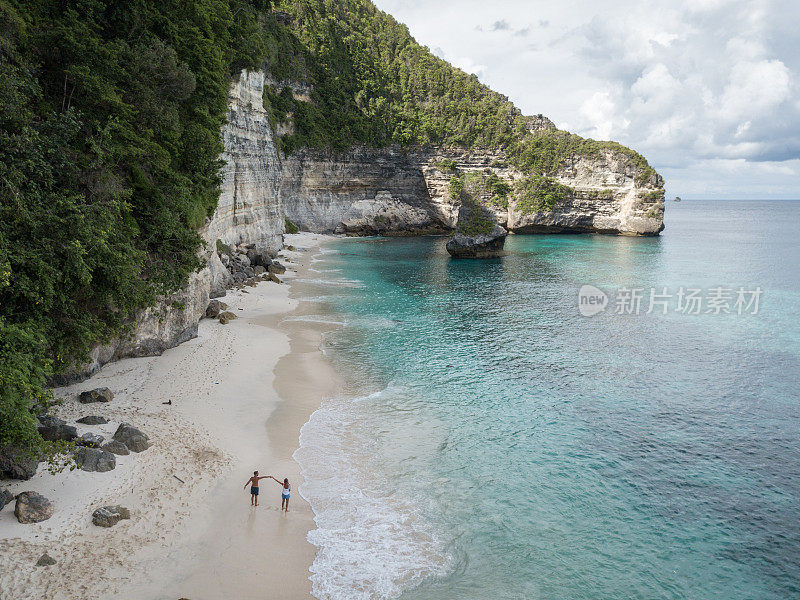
[293,200,800,600]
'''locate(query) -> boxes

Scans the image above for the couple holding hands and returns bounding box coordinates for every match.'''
[244,471,291,512]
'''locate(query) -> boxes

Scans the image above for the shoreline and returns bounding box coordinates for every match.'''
[0,232,339,600]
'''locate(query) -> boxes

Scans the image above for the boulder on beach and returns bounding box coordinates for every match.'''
[92,505,130,527]
[218,311,237,325]
[253,265,266,276]
[268,261,286,275]
[247,248,274,268]
[79,387,114,404]
[268,273,282,284]
[235,253,251,268]
[113,423,151,453]
[76,415,108,425]
[15,491,53,523]
[36,553,56,567]
[101,440,130,456]
[77,433,105,448]
[205,299,228,319]
[73,446,116,472]
[37,415,78,442]
[0,488,14,511]
[0,445,40,480]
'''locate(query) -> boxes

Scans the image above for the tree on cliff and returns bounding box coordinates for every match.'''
[0,0,273,456]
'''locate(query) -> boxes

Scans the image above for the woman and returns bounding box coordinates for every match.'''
[269,475,291,512]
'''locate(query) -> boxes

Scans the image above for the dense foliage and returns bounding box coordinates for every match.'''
[448,170,512,211]
[264,0,659,203]
[0,0,274,455]
[514,176,575,214]
[264,0,527,152]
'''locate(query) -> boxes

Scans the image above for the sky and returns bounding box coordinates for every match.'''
[372,0,800,199]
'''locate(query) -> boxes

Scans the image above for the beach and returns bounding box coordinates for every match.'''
[0,232,337,600]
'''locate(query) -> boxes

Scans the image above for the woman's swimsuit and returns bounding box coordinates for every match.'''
[282,487,290,499]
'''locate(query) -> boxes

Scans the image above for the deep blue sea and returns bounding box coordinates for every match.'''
[292,200,800,600]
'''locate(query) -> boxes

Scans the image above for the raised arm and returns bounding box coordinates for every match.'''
[269,476,282,485]
[243,477,252,490]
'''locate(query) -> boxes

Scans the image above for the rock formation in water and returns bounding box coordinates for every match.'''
[446,202,507,258]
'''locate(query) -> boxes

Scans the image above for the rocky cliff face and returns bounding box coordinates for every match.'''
[66,68,664,380]
[281,147,441,235]
[281,143,663,237]
[63,70,285,381]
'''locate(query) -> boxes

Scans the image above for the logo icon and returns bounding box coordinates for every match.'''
[578,285,608,317]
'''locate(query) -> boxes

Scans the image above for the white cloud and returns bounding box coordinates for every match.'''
[371,0,800,198]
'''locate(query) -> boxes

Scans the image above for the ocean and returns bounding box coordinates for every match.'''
[291,200,800,600]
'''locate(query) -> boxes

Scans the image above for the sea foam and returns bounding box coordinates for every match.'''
[294,393,451,600]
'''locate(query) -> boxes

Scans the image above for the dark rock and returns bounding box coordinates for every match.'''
[218,311,237,325]
[268,273,282,284]
[244,267,255,279]
[92,505,131,527]
[446,203,507,258]
[286,245,296,251]
[76,433,105,448]
[236,253,251,268]
[253,265,266,276]
[76,415,108,425]
[205,299,228,319]
[233,272,247,283]
[245,248,260,265]
[73,447,116,472]
[113,423,151,453]
[268,261,286,275]
[101,440,130,456]
[79,387,114,404]
[36,553,56,567]
[0,488,14,511]
[14,491,53,523]
[37,415,78,442]
[0,446,40,480]
[252,250,275,268]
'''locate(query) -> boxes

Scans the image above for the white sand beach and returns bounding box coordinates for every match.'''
[0,232,339,600]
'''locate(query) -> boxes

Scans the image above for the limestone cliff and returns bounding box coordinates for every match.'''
[66,67,664,380]
[62,70,285,381]
[280,143,663,237]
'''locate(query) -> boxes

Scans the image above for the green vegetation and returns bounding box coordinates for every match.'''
[514,176,574,214]
[640,189,666,202]
[284,217,299,234]
[0,0,276,457]
[260,0,658,189]
[264,0,527,152]
[448,172,500,236]
[434,159,459,173]
[510,130,657,186]
[216,239,234,258]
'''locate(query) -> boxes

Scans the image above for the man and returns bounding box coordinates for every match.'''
[243,470,270,506]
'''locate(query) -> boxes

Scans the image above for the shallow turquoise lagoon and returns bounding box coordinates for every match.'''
[293,200,800,600]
